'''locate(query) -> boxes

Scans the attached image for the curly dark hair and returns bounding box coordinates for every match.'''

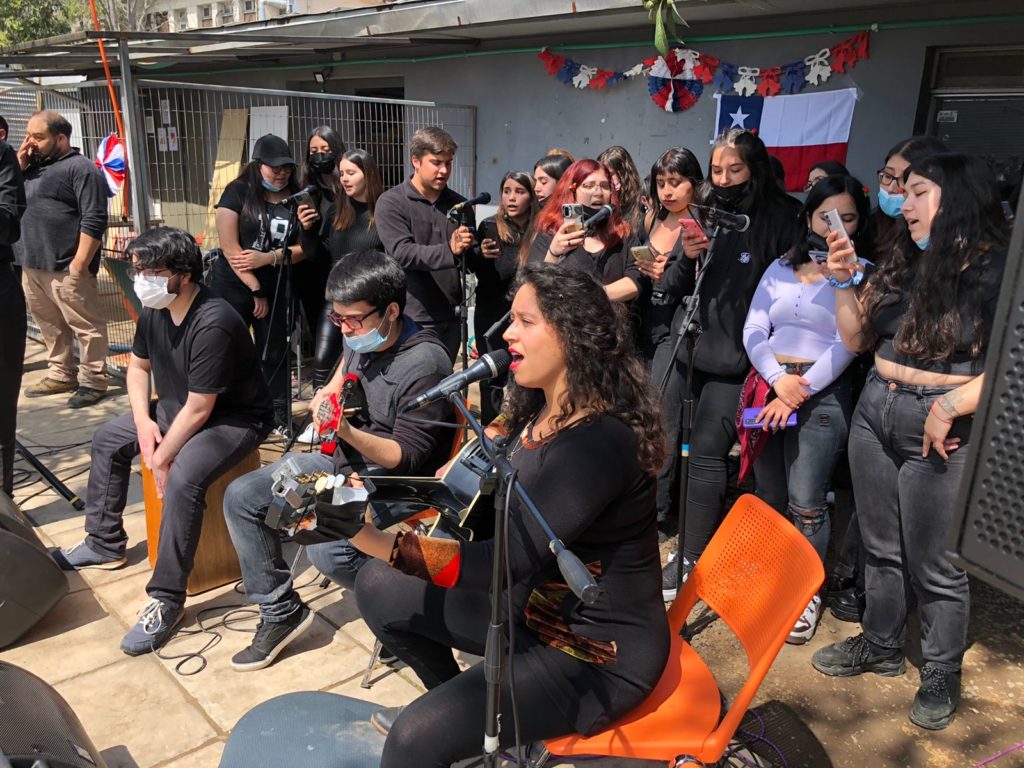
[864,153,1010,362]
[787,174,874,269]
[502,264,666,475]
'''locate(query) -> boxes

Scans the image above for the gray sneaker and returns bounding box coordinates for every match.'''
[52,539,127,571]
[231,604,315,671]
[120,599,184,656]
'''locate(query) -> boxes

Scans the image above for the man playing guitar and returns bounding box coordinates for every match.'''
[222,251,453,671]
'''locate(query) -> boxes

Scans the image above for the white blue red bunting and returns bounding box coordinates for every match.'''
[537,31,870,113]
[95,133,126,197]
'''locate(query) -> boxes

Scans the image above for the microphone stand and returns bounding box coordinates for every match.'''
[656,222,722,589]
[446,395,600,767]
[264,201,301,441]
[447,205,473,380]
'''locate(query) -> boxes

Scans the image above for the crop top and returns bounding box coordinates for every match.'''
[743,258,855,393]
[869,248,1007,376]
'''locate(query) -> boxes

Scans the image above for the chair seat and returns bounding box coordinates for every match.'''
[545,631,722,762]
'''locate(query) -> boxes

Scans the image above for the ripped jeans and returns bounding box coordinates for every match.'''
[753,367,853,561]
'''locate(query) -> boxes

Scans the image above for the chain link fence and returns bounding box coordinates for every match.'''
[0,79,476,374]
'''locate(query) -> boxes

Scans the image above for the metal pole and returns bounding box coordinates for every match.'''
[118,37,150,234]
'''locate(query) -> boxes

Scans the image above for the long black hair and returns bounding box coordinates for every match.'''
[864,153,1010,362]
[647,146,704,223]
[787,174,873,268]
[300,125,346,190]
[705,129,796,260]
[502,264,665,475]
[233,158,299,230]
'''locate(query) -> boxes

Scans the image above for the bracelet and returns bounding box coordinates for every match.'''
[935,395,960,419]
[930,401,954,424]
[827,269,864,289]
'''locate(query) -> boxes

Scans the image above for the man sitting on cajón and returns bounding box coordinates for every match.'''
[223,250,453,671]
[54,227,274,655]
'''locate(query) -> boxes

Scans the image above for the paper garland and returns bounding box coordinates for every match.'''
[537,31,870,112]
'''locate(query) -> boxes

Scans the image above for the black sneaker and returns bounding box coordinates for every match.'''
[231,604,314,671]
[910,664,960,730]
[811,633,905,677]
[827,585,865,623]
[67,387,107,409]
[661,554,694,603]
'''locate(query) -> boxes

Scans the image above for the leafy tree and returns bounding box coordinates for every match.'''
[0,0,76,46]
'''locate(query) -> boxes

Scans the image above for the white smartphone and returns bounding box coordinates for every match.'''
[822,208,847,238]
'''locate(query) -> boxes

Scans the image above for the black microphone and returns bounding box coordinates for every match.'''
[691,204,750,233]
[280,185,318,206]
[401,350,512,413]
[449,191,492,214]
[582,204,614,231]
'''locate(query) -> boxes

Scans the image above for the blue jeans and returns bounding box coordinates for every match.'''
[754,369,853,561]
[224,452,367,622]
[849,369,971,670]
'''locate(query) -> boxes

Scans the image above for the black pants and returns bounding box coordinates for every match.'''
[211,260,290,411]
[312,301,344,389]
[642,300,684,524]
[84,410,264,608]
[681,369,745,562]
[356,560,580,768]
[291,259,328,344]
[0,262,26,496]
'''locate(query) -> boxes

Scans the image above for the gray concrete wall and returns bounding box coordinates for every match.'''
[159,18,1024,198]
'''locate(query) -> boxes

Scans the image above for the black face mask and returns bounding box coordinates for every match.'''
[806,231,829,252]
[711,181,751,212]
[580,204,604,220]
[308,152,337,175]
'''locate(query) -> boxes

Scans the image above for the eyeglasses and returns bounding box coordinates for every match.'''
[578,182,613,192]
[876,169,904,191]
[126,266,173,280]
[327,307,379,330]
[264,163,294,174]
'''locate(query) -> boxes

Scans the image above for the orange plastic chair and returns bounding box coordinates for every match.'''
[542,493,824,767]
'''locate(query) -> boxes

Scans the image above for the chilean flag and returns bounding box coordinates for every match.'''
[714,88,857,192]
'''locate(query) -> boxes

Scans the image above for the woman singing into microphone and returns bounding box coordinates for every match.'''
[348,264,669,767]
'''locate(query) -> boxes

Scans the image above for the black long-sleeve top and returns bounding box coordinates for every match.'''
[13,149,108,273]
[661,203,799,376]
[0,141,26,263]
[457,414,669,735]
[466,215,522,342]
[375,179,472,326]
[527,231,646,296]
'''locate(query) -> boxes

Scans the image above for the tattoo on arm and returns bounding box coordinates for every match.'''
[937,392,962,418]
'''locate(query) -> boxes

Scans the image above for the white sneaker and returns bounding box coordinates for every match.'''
[787,594,822,645]
[294,422,320,445]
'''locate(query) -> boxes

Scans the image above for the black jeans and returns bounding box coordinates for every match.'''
[83,410,264,609]
[849,369,971,670]
[0,262,26,496]
[754,368,853,561]
[356,560,582,768]
[681,369,745,562]
[211,259,290,411]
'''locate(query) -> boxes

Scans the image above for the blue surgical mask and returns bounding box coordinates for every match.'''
[343,315,392,354]
[913,235,930,251]
[878,188,905,219]
[262,179,285,193]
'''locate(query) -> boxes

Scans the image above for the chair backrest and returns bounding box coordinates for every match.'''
[667,493,824,758]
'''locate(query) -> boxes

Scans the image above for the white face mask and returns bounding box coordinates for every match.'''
[134,273,177,310]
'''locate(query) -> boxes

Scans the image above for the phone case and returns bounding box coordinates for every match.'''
[742,407,798,429]
[823,208,846,236]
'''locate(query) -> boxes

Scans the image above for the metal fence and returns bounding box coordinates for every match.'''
[0,79,476,374]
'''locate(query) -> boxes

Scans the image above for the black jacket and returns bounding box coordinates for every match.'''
[0,141,26,263]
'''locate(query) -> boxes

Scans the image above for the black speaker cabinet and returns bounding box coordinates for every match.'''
[0,661,107,768]
[0,492,69,649]
[949,195,1024,601]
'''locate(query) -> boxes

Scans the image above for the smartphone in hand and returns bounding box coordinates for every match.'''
[742,407,798,429]
[562,203,584,234]
[630,245,656,265]
[679,217,706,240]
[476,219,499,244]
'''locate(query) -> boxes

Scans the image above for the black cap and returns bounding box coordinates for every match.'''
[252,134,294,167]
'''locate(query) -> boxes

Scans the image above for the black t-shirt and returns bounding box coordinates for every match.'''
[528,231,645,293]
[216,179,300,290]
[131,286,275,431]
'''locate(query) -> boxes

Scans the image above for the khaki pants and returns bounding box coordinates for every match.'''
[22,266,109,390]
